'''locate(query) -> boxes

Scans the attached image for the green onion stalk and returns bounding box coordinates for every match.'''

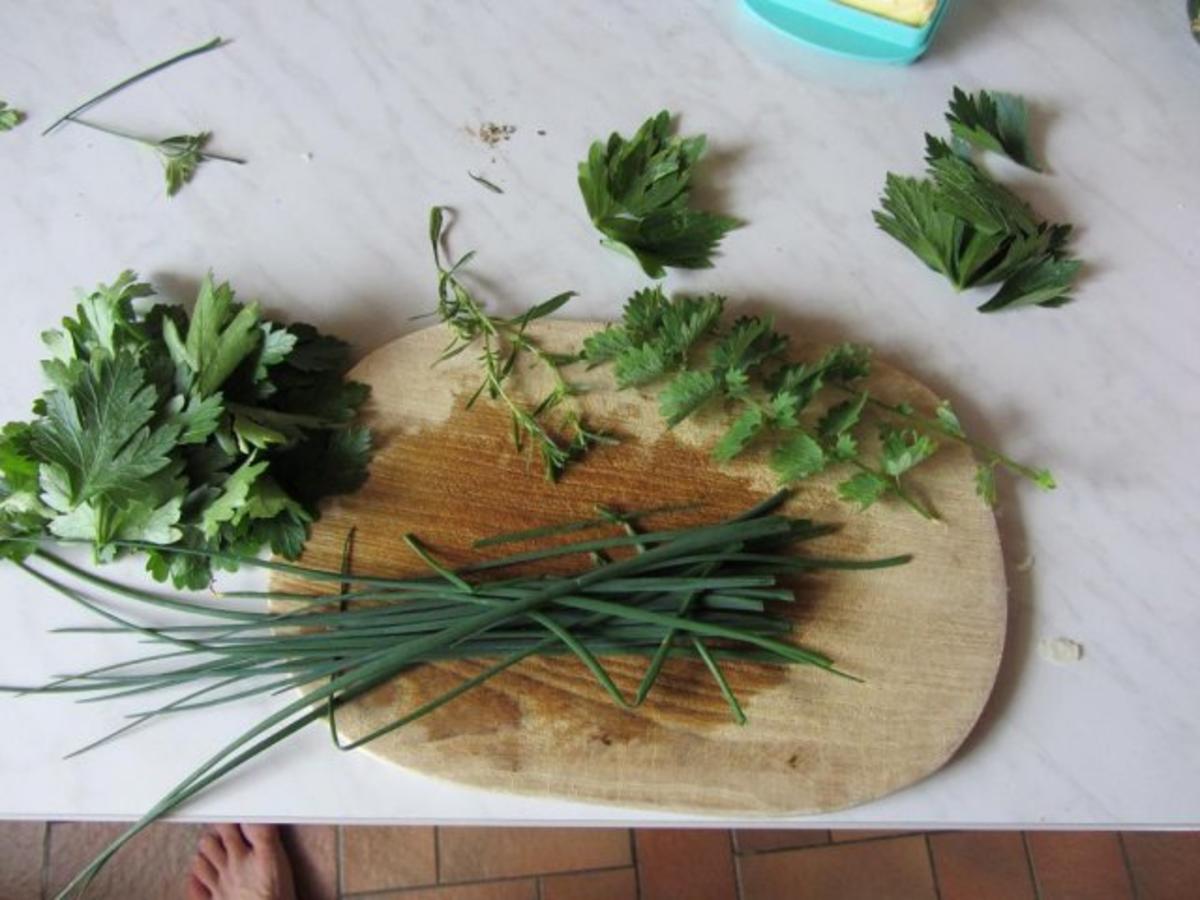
[1,490,908,898]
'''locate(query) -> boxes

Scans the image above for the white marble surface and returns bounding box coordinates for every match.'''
[1,0,1198,827]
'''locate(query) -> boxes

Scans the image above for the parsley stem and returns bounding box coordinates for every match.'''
[42,36,228,136]
[65,117,246,164]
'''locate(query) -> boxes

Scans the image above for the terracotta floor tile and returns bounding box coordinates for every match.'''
[830,829,910,842]
[541,866,638,900]
[438,826,630,883]
[1026,832,1133,900]
[929,831,1035,900]
[281,824,337,900]
[1121,831,1200,900]
[738,835,936,900]
[635,829,736,900]
[734,828,829,853]
[0,821,45,900]
[340,825,436,892]
[46,821,203,900]
[364,879,538,900]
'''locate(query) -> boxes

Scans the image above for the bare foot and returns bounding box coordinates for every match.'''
[187,823,297,900]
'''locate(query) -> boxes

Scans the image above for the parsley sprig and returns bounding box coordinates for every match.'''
[578,110,741,278]
[584,287,1055,517]
[429,207,612,481]
[0,272,371,587]
[65,119,244,196]
[42,36,243,197]
[875,88,1082,312]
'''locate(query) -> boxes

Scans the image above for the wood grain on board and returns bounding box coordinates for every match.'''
[269,321,1006,816]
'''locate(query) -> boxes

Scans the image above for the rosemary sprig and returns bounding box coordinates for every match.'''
[428,206,613,480]
[3,492,907,897]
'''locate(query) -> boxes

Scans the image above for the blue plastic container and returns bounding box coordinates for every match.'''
[744,0,952,64]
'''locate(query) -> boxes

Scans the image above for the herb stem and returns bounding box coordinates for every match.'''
[43,37,228,136]
[65,117,246,164]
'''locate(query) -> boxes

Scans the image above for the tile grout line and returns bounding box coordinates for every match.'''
[629,828,642,900]
[41,821,53,900]
[729,829,746,900]
[1020,832,1043,900]
[924,833,944,900]
[1116,832,1140,900]
[335,825,344,899]
[340,862,637,896]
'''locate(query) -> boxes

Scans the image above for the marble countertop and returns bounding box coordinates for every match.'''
[2,0,1198,828]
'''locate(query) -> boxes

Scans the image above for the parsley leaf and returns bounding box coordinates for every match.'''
[838,471,890,510]
[976,254,1083,312]
[946,87,1041,171]
[578,110,741,277]
[879,426,938,478]
[159,132,210,197]
[660,370,720,426]
[0,101,24,132]
[31,352,179,506]
[771,433,827,483]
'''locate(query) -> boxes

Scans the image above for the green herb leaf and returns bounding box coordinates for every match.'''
[818,393,868,444]
[873,173,959,281]
[879,426,938,478]
[838,471,889,510]
[578,110,741,277]
[31,352,179,506]
[0,101,24,132]
[874,89,1081,312]
[946,87,1041,171]
[659,370,719,426]
[771,433,827,483]
[712,407,766,462]
[183,273,263,396]
[934,400,965,437]
[976,255,1083,312]
[158,132,210,196]
[975,463,998,506]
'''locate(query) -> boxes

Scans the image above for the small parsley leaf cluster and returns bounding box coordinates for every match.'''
[875,87,1082,312]
[578,110,741,278]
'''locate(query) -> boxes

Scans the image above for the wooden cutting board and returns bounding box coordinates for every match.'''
[270,321,1006,816]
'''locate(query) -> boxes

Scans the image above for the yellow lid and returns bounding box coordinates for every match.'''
[836,0,936,26]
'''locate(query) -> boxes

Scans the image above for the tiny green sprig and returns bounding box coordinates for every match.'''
[584,287,1055,517]
[67,120,244,197]
[0,101,24,132]
[428,207,612,481]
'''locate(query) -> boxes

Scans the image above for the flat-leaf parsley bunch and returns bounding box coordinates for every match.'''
[0,272,371,587]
